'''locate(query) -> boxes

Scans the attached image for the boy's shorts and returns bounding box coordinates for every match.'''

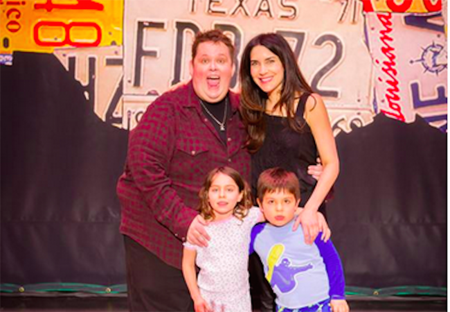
[276,298,331,312]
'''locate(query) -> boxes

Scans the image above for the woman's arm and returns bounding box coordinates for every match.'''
[296,208,331,241]
[295,93,340,244]
[182,247,210,312]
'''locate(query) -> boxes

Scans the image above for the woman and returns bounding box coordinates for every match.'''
[239,33,340,311]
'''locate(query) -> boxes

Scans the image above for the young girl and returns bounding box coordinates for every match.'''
[182,166,264,312]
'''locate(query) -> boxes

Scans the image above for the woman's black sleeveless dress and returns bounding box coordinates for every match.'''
[251,92,326,214]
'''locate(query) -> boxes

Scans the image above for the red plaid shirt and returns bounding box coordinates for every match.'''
[117,81,250,269]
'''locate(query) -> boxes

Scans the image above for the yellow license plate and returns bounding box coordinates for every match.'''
[0,0,123,55]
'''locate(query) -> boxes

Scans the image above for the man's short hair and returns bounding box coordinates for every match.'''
[257,167,301,201]
[192,29,235,62]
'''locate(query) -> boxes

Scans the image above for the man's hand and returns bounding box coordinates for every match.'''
[187,215,210,247]
[307,157,323,180]
[330,299,349,312]
[293,209,319,245]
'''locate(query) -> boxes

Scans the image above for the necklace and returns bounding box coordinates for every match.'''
[199,98,228,131]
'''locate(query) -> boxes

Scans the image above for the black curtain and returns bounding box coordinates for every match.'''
[0,52,446,291]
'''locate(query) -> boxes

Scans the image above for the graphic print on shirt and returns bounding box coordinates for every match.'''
[266,243,313,293]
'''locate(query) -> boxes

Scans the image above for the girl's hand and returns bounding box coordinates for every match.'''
[187,215,210,247]
[194,297,211,312]
[293,209,319,245]
[330,299,349,312]
[210,301,226,312]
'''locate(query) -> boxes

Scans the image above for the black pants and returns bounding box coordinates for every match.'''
[124,235,194,312]
[249,253,276,312]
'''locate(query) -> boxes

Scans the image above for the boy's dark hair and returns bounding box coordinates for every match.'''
[257,167,301,201]
[192,29,235,62]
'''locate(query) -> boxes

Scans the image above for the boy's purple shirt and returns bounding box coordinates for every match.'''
[250,222,346,300]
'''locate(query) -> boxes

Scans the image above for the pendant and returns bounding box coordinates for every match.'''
[220,124,225,131]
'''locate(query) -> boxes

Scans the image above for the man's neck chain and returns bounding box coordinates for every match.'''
[199,98,228,131]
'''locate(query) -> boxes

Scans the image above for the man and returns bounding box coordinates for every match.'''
[117,29,249,311]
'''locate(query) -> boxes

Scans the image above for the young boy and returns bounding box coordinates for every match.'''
[250,167,349,312]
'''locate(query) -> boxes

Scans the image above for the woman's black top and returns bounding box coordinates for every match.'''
[251,92,326,214]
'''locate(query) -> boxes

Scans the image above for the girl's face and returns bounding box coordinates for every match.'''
[208,172,243,221]
[250,45,284,98]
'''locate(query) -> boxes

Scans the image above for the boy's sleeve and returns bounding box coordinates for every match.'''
[314,236,346,300]
[249,223,265,255]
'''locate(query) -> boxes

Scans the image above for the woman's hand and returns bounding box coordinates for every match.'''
[293,209,319,245]
[187,215,210,247]
[294,209,330,242]
[317,212,331,242]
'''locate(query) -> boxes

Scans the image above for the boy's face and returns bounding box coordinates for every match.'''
[257,190,300,227]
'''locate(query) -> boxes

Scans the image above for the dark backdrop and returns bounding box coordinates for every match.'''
[0,52,446,293]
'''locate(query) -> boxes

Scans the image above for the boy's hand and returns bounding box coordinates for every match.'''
[187,215,211,247]
[330,299,349,312]
[194,297,211,312]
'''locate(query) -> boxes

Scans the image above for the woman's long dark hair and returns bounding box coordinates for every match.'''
[239,33,314,153]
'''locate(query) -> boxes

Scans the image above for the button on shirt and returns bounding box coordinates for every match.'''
[117,81,250,269]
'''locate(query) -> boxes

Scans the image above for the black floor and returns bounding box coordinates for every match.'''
[0,295,447,312]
